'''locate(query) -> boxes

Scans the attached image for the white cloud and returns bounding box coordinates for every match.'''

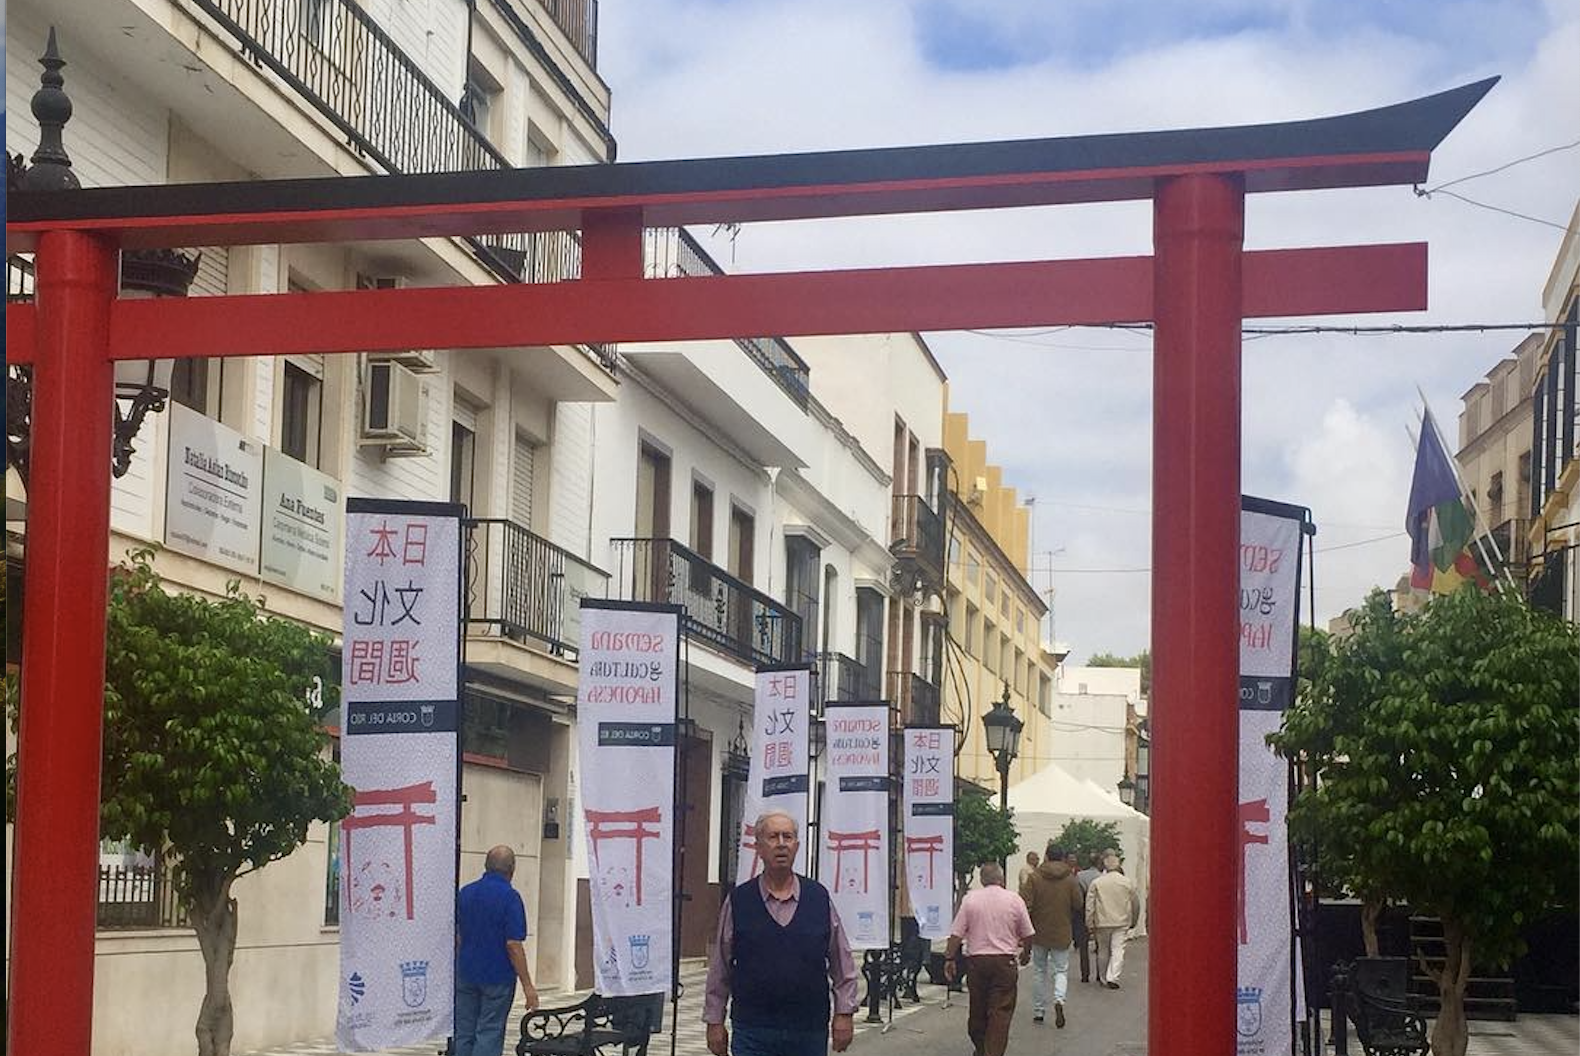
[599,0,1580,660]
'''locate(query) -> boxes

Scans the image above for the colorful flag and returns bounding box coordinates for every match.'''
[1404,408,1483,593]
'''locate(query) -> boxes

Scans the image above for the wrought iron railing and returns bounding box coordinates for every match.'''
[644,228,812,408]
[1527,546,1568,615]
[890,494,945,589]
[909,672,941,726]
[98,862,189,930]
[528,0,598,67]
[465,518,609,660]
[609,537,803,667]
[185,0,616,370]
[820,651,880,703]
[1486,518,1531,571]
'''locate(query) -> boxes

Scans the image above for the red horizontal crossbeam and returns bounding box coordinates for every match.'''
[3,243,1425,365]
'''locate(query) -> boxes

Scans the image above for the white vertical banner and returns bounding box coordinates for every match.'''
[337,499,462,1052]
[577,601,680,997]
[737,666,813,884]
[1236,498,1306,1056]
[818,704,891,950]
[902,727,954,940]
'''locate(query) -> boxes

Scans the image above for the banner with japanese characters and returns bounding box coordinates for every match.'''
[736,665,813,884]
[903,726,954,940]
[1236,497,1306,1056]
[577,601,681,997]
[818,704,891,950]
[337,499,463,1052]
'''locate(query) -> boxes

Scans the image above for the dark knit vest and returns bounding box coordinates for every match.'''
[728,876,833,1029]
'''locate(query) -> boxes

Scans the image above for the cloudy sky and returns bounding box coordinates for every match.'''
[598,0,1580,662]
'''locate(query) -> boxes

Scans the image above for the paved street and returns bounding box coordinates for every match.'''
[248,936,1578,1056]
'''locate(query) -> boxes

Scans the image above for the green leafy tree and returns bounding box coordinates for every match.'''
[1270,586,1578,1056]
[15,550,351,1056]
[953,789,1019,895]
[1053,818,1124,865]
[1086,649,1151,697]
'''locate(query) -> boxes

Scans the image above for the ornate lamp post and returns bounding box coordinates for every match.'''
[6,32,198,491]
[1117,776,1136,808]
[980,682,1023,871]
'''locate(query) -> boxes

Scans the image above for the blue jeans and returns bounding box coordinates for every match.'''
[454,977,517,1056]
[1030,944,1071,1014]
[731,1023,828,1056]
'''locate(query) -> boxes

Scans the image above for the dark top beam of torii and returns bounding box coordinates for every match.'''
[5,43,1492,1056]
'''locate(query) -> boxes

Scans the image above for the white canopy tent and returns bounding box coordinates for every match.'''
[1006,762,1151,937]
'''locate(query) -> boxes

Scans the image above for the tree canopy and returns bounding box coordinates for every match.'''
[953,789,1019,890]
[1086,649,1151,697]
[1052,817,1124,864]
[1270,585,1578,1056]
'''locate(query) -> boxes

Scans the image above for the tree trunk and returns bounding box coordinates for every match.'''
[1428,918,1472,1056]
[190,875,239,1056]
[1360,895,1383,956]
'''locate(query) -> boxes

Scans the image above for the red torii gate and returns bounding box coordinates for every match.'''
[6,48,1492,1054]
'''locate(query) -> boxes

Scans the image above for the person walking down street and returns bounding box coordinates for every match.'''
[455,845,539,1056]
[1017,850,1040,892]
[1076,852,1105,981]
[1021,844,1085,1028]
[1065,851,1091,984]
[704,810,858,1056]
[1085,853,1140,990]
[945,864,1035,1056]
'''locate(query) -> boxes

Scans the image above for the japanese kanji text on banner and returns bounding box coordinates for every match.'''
[737,666,813,883]
[903,727,955,940]
[1236,497,1307,1056]
[818,704,891,950]
[337,499,462,1052]
[577,601,680,997]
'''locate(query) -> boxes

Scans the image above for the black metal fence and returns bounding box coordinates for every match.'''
[465,518,609,659]
[98,863,189,930]
[646,228,812,408]
[525,0,599,66]
[820,651,879,703]
[185,0,616,369]
[609,537,802,667]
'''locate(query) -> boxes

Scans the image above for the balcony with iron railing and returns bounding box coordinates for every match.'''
[184,0,616,370]
[890,494,945,593]
[819,651,881,704]
[645,228,812,408]
[888,669,942,726]
[465,518,610,661]
[1485,518,1531,573]
[609,538,803,668]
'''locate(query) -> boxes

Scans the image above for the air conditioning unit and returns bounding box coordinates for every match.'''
[360,359,430,456]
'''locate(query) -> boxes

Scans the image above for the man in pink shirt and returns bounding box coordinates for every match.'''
[944,864,1034,1056]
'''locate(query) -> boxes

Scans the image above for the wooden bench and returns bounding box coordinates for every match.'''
[1334,957,1429,1056]
[517,992,666,1056]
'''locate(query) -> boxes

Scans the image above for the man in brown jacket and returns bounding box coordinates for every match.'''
[1019,843,1084,1027]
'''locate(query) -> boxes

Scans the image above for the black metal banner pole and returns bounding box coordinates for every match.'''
[670,629,688,1056]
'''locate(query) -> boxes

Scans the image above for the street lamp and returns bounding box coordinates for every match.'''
[1117,776,1136,808]
[980,681,1023,870]
[6,35,199,490]
[1135,735,1151,815]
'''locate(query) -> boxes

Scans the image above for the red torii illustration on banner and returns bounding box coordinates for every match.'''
[826,829,882,894]
[905,834,945,888]
[586,806,664,906]
[5,43,1493,1052]
[1237,798,1272,945]
[340,781,439,923]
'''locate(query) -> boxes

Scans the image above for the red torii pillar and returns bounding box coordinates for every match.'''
[6,58,1493,1056]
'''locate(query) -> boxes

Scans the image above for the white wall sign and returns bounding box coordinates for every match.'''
[903,726,954,940]
[261,446,343,602]
[737,666,813,884]
[577,601,680,997]
[337,499,463,1052]
[818,703,891,950]
[1236,497,1307,1056]
[163,402,263,574]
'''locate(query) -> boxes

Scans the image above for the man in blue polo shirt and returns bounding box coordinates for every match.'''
[456,845,539,1056]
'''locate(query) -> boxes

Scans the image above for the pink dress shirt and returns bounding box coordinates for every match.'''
[949,883,1035,956]
[702,875,860,1024]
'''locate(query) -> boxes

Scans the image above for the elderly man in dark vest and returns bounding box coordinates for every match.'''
[704,810,858,1056]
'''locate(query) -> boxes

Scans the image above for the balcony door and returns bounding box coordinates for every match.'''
[634,442,672,602]
[727,505,754,584]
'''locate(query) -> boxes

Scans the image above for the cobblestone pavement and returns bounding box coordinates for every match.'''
[249,940,1576,1056]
